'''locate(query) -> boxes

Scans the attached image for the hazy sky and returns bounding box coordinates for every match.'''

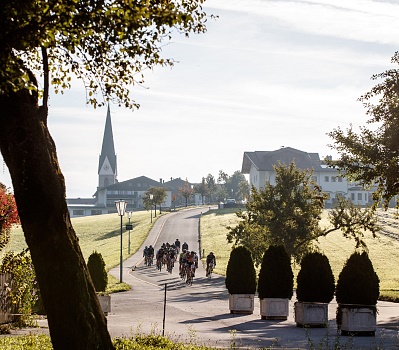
[1,0,399,198]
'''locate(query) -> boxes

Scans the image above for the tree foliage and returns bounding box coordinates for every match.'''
[205,174,216,203]
[194,177,208,204]
[143,187,166,213]
[227,162,380,265]
[0,183,19,251]
[0,249,38,326]
[178,179,194,207]
[328,52,399,209]
[0,0,209,109]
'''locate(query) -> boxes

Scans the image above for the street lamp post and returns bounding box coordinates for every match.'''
[150,194,153,223]
[115,200,127,283]
[127,211,132,255]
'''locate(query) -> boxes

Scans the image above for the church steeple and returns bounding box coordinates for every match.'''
[98,105,117,188]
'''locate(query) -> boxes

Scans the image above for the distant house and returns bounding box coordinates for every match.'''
[242,147,375,207]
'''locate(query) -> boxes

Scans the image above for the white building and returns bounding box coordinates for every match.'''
[241,147,373,207]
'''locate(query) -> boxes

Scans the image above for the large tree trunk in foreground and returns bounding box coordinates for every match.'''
[0,88,114,348]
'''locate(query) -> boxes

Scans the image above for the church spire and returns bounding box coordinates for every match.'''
[98,105,117,188]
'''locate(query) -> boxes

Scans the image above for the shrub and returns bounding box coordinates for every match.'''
[335,251,379,306]
[296,251,335,303]
[258,245,293,299]
[0,249,38,326]
[87,251,108,293]
[225,246,256,294]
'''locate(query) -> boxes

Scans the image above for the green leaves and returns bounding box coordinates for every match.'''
[328,52,399,209]
[0,0,208,108]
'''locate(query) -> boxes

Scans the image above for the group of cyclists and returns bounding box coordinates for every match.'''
[142,238,217,284]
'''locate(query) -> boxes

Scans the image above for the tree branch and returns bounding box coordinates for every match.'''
[39,46,49,124]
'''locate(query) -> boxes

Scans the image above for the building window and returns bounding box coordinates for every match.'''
[357,193,362,201]
[351,193,355,201]
[91,210,103,215]
[331,176,336,182]
[338,177,343,182]
[72,210,84,216]
[324,176,329,182]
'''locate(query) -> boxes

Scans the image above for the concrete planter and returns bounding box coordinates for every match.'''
[339,305,377,336]
[294,301,329,327]
[98,294,111,316]
[260,298,289,320]
[228,294,255,314]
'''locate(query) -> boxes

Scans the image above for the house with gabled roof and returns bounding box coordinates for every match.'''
[242,147,373,207]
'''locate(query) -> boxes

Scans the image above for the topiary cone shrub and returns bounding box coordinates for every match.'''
[335,251,379,327]
[87,251,108,293]
[258,245,293,299]
[296,251,335,303]
[225,246,256,295]
[336,251,379,306]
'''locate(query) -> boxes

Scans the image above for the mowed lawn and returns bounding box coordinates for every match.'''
[200,208,399,301]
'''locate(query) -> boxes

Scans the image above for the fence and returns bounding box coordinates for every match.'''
[0,273,15,324]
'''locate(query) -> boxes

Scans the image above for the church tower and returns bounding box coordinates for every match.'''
[98,105,117,188]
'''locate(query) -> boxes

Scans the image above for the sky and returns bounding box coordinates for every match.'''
[1,0,399,198]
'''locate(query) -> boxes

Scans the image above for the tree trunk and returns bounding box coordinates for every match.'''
[0,87,114,348]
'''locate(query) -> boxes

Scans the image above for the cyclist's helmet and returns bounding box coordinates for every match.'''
[210,252,214,255]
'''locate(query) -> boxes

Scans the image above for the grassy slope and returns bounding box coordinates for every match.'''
[5,211,154,268]
[200,208,399,301]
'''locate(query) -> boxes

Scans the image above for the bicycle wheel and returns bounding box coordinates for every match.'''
[186,272,192,286]
[180,268,186,280]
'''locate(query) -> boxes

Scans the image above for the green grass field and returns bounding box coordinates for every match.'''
[200,208,399,302]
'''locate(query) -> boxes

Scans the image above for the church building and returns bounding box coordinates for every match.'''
[67,107,186,218]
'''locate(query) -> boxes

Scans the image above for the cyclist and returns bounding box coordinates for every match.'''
[182,241,188,251]
[156,247,165,270]
[206,252,216,277]
[143,246,149,265]
[147,245,154,266]
[175,238,181,254]
[179,249,187,276]
[186,251,196,278]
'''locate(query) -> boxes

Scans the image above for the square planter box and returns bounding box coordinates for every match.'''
[294,301,328,327]
[98,295,111,316]
[260,298,289,320]
[229,294,254,314]
[339,305,377,336]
